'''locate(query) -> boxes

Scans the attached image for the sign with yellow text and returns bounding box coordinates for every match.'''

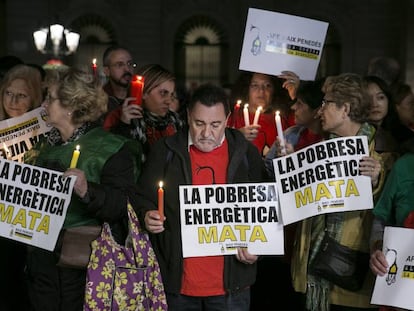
[0,107,51,162]
[273,136,373,225]
[239,8,329,80]
[0,159,75,250]
[371,226,414,310]
[179,183,283,257]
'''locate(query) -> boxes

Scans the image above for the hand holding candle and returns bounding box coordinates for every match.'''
[243,103,250,126]
[275,111,286,155]
[70,145,81,168]
[130,75,145,105]
[158,181,164,221]
[253,106,263,125]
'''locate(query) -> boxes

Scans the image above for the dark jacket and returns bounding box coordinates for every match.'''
[136,126,268,294]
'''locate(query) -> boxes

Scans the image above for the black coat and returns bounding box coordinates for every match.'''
[136,127,268,294]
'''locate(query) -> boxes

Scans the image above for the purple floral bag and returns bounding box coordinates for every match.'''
[83,203,168,310]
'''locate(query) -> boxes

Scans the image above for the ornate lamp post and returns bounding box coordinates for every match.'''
[33,23,80,59]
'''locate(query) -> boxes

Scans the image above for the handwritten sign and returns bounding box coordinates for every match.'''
[239,8,329,80]
[179,183,284,257]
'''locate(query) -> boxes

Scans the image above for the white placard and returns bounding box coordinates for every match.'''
[0,107,51,162]
[0,159,75,250]
[239,8,329,80]
[273,136,373,225]
[371,226,414,310]
[179,183,284,257]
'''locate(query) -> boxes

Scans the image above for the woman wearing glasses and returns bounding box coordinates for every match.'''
[291,73,384,311]
[228,71,293,157]
[104,63,184,161]
[23,68,142,311]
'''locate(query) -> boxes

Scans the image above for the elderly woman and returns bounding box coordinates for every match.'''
[291,73,384,311]
[0,64,43,120]
[23,68,141,311]
[104,63,184,159]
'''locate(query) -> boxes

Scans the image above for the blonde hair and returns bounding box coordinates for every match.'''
[137,64,175,95]
[45,68,108,125]
[0,64,43,120]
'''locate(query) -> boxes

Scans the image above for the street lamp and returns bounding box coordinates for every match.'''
[33,23,80,59]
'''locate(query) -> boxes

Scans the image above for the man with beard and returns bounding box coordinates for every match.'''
[102,45,136,113]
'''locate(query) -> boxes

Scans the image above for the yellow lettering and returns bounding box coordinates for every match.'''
[36,215,50,234]
[328,180,345,197]
[295,187,314,208]
[28,211,42,230]
[12,208,27,227]
[315,183,333,201]
[234,225,250,241]
[198,226,217,243]
[345,179,359,196]
[219,225,237,242]
[0,203,14,223]
[249,225,267,242]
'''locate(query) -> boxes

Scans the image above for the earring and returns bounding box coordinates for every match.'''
[67,112,72,116]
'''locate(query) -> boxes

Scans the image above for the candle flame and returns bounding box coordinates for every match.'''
[75,145,80,151]
[237,99,242,105]
[276,110,280,116]
[159,181,163,188]
[92,58,96,65]
[244,103,249,109]
[2,143,9,155]
[257,106,263,112]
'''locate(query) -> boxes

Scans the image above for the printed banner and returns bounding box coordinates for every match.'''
[0,159,75,251]
[0,107,51,163]
[371,226,414,310]
[239,8,329,80]
[179,183,284,257]
[273,136,373,225]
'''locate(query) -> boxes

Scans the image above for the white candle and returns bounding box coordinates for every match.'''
[253,106,263,125]
[275,111,286,154]
[243,103,250,126]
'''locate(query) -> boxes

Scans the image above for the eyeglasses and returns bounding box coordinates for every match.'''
[44,93,60,104]
[321,99,336,108]
[158,89,177,101]
[107,61,137,70]
[4,90,29,102]
[249,83,273,92]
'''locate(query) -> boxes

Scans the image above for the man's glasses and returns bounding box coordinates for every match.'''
[107,61,137,70]
[4,90,29,102]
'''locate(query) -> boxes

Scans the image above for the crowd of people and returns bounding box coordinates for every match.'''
[0,49,413,311]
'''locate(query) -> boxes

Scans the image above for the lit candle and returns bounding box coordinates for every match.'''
[275,111,286,154]
[129,75,145,105]
[243,103,250,126]
[158,181,164,221]
[69,145,80,168]
[253,106,263,125]
[91,58,97,78]
[233,99,241,113]
[2,143,11,160]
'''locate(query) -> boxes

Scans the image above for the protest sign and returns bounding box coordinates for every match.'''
[0,107,51,162]
[0,159,75,251]
[179,183,284,257]
[371,226,414,310]
[273,136,373,225]
[239,8,329,80]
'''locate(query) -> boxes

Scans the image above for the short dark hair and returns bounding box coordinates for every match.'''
[188,84,230,116]
[102,45,131,66]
